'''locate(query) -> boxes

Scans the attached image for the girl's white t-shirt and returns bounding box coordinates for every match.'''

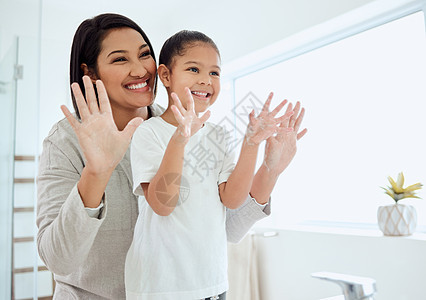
[126,117,235,300]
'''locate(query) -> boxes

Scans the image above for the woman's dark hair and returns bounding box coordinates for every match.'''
[70,13,157,118]
[159,30,220,69]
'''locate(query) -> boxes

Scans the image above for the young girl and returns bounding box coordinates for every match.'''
[125,30,302,299]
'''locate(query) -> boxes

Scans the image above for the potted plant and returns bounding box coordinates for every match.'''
[378,172,422,236]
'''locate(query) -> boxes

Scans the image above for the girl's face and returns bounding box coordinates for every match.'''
[162,43,221,114]
[95,27,156,115]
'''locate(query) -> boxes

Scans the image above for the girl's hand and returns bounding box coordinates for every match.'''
[170,87,211,143]
[245,92,293,146]
[61,76,143,176]
[263,101,307,176]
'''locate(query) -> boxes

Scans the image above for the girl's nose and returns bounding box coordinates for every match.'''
[198,73,211,85]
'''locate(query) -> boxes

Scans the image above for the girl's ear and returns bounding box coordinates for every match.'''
[157,64,171,88]
[80,63,98,83]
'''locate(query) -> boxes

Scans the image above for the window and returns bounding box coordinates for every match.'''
[231,11,426,228]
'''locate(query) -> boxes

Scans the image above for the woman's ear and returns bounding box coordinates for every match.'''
[157,64,171,88]
[80,63,98,83]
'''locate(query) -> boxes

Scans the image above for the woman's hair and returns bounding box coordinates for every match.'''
[159,30,220,69]
[70,13,157,118]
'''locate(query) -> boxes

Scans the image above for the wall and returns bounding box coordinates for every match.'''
[33,0,376,149]
[0,0,39,59]
[1,1,378,147]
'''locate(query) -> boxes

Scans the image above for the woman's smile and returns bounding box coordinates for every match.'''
[124,78,151,93]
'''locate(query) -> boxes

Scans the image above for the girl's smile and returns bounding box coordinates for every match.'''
[191,90,212,100]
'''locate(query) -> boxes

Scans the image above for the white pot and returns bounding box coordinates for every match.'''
[377,204,417,236]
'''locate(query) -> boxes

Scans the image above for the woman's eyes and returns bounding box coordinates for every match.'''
[112,51,151,63]
[113,57,127,63]
[140,51,151,58]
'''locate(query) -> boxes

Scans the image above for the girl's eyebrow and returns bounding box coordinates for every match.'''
[184,60,221,70]
[107,44,149,57]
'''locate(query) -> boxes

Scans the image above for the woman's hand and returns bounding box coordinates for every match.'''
[170,87,211,143]
[245,92,293,146]
[263,101,307,176]
[61,76,143,176]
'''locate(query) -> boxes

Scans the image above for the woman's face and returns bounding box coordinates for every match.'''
[95,27,156,115]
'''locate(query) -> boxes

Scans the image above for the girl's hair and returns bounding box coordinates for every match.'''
[70,13,157,118]
[159,30,220,69]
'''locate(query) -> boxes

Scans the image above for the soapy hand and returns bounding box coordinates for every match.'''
[263,100,307,175]
[170,87,211,144]
[61,76,143,175]
[245,92,294,146]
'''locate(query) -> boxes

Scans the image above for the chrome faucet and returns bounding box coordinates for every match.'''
[312,271,377,300]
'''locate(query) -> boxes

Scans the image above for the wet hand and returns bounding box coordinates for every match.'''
[61,76,143,175]
[245,92,293,146]
[170,87,211,144]
[263,101,307,175]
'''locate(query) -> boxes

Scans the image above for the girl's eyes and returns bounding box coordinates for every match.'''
[187,67,220,76]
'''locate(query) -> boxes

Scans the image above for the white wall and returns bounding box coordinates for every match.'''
[254,227,426,300]
[0,0,40,59]
[0,0,377,150]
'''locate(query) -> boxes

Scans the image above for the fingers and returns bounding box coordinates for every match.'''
[122,117,143,140]
[83,76,99,114]
[185,87,195,113]
[297,128,308,140]
[96,80,112,114]
[293,106,305,133]
[60,105,79,131]
[275,110,294,124]
[265,98,306,141]
[199,110,211,124]
[171,104,190,137]
[279,103,293,128]
[171,92,186,115]
[261,92,274,113]
[71,82,90,119]
[171,104,185,125]
[248,109,256,124]
[289,101,301,128]
[270,99,288,117]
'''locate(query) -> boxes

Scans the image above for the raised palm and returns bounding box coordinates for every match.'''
[61,76,143,175]
[170,87,211,143]
[264,101,307,175]
[245,92,293,145]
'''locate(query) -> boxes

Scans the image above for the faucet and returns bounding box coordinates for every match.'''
[311,271,377,300]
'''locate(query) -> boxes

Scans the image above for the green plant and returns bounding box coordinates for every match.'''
[382,172,423,203]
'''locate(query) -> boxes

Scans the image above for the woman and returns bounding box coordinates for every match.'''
[36,13,306,299]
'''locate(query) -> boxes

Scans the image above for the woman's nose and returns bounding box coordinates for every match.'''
[129,60,148,78]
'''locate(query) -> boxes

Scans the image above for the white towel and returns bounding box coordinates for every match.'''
[227,233,260,300]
